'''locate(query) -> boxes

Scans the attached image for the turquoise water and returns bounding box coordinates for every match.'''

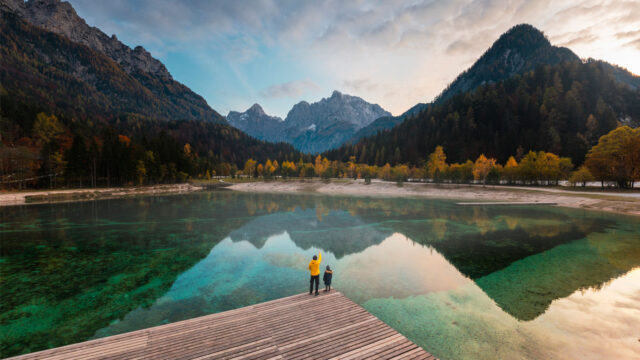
[1,191,639,359]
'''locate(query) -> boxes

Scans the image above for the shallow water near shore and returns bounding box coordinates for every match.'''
[1,191,639,359]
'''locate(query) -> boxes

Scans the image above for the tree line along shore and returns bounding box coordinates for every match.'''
[1,118,638,190]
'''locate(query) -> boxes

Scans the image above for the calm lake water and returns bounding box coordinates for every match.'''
[1,191,639,359]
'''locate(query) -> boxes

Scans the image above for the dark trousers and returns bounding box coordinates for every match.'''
[309,275,319,294]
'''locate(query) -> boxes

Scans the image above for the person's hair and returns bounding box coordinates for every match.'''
[326,265,331,270]
[313,255,317,260]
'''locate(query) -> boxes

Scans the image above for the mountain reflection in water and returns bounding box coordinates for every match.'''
[1,191,638,359]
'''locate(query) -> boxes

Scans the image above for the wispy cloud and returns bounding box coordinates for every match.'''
[616,30,640,39]
[624,38,640,51]
[558,34,600,48]
[259,79,320,99]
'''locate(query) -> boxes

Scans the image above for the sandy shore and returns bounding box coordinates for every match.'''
[229,180,640,217]
[0,183,202,206]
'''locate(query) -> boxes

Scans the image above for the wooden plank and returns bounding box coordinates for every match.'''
[6,291,435,360]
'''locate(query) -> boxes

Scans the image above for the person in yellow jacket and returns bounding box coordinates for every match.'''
[308,252,322,295]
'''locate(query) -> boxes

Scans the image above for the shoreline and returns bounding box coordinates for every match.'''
[3,180,639,217]
[0,183,202,207]
[228,179,640,217]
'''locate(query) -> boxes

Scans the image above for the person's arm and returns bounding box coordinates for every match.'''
[318,252,322,263]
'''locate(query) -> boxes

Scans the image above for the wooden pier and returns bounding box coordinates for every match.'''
[8,291,435,360]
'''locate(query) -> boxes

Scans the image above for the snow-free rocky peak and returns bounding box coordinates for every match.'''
[227,91,391,153]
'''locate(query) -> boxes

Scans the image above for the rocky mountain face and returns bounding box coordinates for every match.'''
[227,104,285,142]
[1,0,225,123]
[7,0,171,79]
[228,91,390,153]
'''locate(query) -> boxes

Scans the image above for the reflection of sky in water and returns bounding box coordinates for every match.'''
[1,192,639,359]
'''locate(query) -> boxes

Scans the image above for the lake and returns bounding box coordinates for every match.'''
[1,191,639,359]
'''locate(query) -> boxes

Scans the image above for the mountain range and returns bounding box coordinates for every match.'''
[227,91,390,153]
[229,23,638,152]
[2,0,639,175]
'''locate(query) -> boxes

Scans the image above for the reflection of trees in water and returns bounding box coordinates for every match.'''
[475,230,640,321]
[220,192,620,279]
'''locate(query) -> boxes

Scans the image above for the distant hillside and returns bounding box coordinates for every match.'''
[326,60,640,166]
[0,0,225,124]
[227,91,391,153]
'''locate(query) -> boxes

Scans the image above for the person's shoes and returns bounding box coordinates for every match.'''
[309,292,312,295]
[315,292,319,296]
[323,289,327,292]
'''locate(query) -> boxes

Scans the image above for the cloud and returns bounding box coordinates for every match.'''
[558,34,600,48]
[259,79,320,99]
[616,30,640,39]
[343,79,381,93]
[624,38,640,51]
[446,40,471,55]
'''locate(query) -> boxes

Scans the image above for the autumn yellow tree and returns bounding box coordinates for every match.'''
[378,163,392,180]
[33,113,64,146]
[281,161,296,177]
[244,158,257,177]
[314,155,324,177]
[265,159,273,176]
[585,126,640,188]
[473,154,496,184]
[347,156,357,179]
[426,146,448,182]
[392,164,410,182]
[569,165,595,187]
[503,156,519,184]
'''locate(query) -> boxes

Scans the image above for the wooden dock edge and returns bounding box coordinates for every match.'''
[7,291,436,360]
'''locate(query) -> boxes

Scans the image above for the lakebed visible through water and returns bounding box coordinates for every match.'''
[1,191,639,359]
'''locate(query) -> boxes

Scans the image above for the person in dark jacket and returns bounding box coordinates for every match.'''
[323,265,333,292]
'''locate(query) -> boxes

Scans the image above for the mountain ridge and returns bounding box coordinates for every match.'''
[227,90,391,153]
[1,0,225,124]
[435,24,580,103]
[349,24,582,143]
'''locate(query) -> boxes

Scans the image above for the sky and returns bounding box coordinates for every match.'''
[70,0,640,118]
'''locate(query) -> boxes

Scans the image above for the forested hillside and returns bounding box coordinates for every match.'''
[0,9,303,188]
[326,60,640,166]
